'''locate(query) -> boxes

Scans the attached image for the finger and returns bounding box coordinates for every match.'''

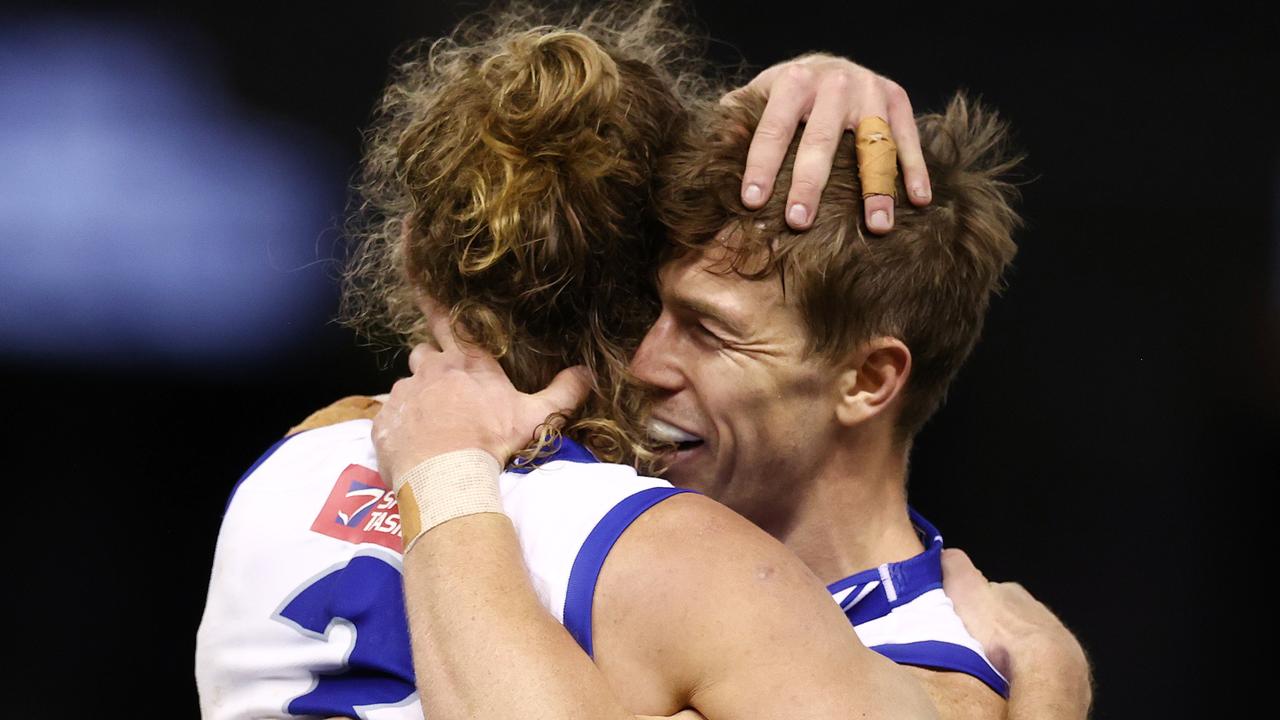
[741,64,817,209]
[415,294,458,355]
[996,581,1038,604]
[783,73,853,230]
[407,343,439,375]
[941,547,979,577]
[373,376,411,433]
[864,195,895,234]
[384,375,412,403]
[721,72,767,108]
[941,547,989,598]
[532,365,592,419]
[739,61,785,94]
[854,110,897,234]
[884,79,931,207]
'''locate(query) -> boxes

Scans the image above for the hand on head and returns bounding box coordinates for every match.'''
[731,54,932,234]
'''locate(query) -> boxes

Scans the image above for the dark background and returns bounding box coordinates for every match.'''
[3,1,1275,716]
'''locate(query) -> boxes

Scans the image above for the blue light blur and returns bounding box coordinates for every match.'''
[0,17,344,368]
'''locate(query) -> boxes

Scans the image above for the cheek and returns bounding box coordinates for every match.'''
[716,378,812,447]
[698,355,832,445]
[757,373,833,442]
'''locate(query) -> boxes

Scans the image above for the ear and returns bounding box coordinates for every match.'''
[833,337,911,428]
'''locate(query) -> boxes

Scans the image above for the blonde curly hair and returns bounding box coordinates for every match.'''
[340,2,718,470]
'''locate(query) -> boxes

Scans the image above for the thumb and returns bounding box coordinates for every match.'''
[941,547,989,603]
[941,548,1005,665]
[533,365,592,418]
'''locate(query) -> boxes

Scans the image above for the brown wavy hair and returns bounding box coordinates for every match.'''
[657,90,1023,442]
[340,2,715,469]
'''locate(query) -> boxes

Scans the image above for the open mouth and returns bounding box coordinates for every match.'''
[647,417,705,452]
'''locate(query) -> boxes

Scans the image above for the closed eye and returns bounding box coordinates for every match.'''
[694,322,726,347]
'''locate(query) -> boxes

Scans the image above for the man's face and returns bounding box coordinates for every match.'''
[630,237,842,518]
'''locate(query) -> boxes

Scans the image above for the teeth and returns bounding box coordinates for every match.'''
[647,418,701,444]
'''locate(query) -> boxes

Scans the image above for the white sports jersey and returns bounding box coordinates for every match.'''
[830,509,1010,697]
[197,419,1006,719]
[195,419,686,719]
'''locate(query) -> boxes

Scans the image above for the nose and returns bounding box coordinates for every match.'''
[630,310,683,392]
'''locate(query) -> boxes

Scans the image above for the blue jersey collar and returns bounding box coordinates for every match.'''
[826,507,944,625]
[507,436,599,473]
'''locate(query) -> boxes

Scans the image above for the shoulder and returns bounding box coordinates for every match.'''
[588,493,811,704]
[595,492,829,619]
[287,394,383,436]
[214,414,402,568]
[231,393,386,509]
[256,414,380,479]
[590,495,935,717]
[198,415,416,719]
[498,459,677,628]
[204,413,395,608]
[224,417,380,514]
[591,492,846,671]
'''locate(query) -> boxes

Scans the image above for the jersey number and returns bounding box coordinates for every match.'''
[277,555,417,717]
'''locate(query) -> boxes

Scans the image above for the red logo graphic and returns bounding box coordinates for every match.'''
[311,464,402,551]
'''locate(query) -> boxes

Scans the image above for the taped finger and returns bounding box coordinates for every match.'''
[854,115,898,200]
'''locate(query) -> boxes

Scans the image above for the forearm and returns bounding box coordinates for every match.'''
[402,511,636,720]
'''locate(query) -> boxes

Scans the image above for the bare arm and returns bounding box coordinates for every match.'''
[375,328,935,719]
[592,491,937,720]
[942,549,1093,720]
[397,470,936,720]
[401,510,637,719]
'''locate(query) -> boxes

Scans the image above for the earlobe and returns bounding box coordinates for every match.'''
[833,338,911,427]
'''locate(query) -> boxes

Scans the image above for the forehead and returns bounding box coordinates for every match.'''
[657,235,793,331]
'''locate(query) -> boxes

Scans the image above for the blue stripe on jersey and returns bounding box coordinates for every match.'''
[831,580,892,621]
[827,508,1007,696]
[222,431,304,515]
[507,436,599,473]
[871,641,1011,698]
[562,486,693,657]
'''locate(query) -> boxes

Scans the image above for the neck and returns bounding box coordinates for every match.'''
[765,432,923,585]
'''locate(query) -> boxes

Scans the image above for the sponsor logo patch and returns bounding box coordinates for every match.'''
[311,464,402,551]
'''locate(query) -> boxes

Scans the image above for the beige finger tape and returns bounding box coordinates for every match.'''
[394,449,503,553]
[855,116,898,199]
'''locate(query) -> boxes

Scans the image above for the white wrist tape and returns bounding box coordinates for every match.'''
[394,449,503,553]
